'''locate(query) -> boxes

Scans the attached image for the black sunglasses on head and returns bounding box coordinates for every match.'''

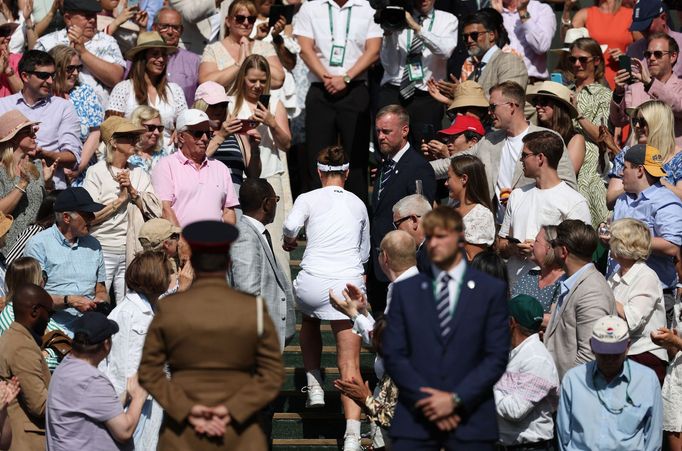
[234,14,257,25]
[28,70,55,80]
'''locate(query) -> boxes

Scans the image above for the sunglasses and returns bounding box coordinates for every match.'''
[36,303,55,317]
[568,56,595,65]
[170,233,180,240]
[520,151,536,161]
[489,101,516,112]
[16,126,37,137]
[268,195,281,203]
[66,64,83,74]
[185,129,212,139]
[144,124,165,133]
[28,70,55,80]
[534,97,553,107]
[633,117,648,129]
[644,50,673,60]
[114,133,141,143]
[234,14,257,25]
[157,23,182,32]
[462,30,489,42]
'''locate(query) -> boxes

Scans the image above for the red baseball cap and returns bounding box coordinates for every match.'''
[438,115,485,137]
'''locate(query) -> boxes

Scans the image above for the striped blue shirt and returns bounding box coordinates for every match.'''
[23,225,106,333]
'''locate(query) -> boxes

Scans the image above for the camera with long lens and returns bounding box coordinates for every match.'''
[370,0,410,32]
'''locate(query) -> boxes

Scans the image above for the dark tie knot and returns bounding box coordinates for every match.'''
[382,159,395,170]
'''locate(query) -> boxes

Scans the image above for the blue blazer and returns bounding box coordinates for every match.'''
[383,266,509,441]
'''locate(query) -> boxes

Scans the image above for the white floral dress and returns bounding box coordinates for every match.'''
[663,303,682,432]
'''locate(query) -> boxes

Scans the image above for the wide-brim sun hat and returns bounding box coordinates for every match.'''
[550,27,608,54]
[0,110,39,143]
[125,31,177,60]
[526,81,579,119]
[448,80,489,111]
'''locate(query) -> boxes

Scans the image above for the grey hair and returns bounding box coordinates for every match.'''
[153,7,181,25]
[392,194,432,217]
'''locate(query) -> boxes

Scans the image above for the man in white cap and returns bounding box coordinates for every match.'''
[557,315,663,451]
[151,109,238,227]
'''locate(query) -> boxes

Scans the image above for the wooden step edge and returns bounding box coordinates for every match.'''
[273,438,372,445]
[284,367,376,374]
[284,346,371,354]
[273,412,367,420]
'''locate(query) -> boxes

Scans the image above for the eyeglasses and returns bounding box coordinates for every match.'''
[520,151,536,161]
[234,14,257,25]
[462,30,489,42]
[644,50,673,60]
[157,23,182,32]
[489,101,517,112]
[144,124,165,133]
[393,215,419,229]
[170,233,180,240]
[66,64,83,74]
[28,70,55,80]
[568,56,595,65]
[268,195,281,203]
[633,117,648,129]
[185,129,212,139]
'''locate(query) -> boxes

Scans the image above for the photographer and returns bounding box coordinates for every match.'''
[378,0,457,137]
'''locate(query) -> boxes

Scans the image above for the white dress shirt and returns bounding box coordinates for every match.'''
[380,8,458,90]
[432,258,467,315]
[494,333,559,445]
[293,0,383,82]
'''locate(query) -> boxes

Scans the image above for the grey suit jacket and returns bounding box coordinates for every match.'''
[431,124,578,200]
[544,264,615,380]
[474,48,528,97]
[230,216,296,352]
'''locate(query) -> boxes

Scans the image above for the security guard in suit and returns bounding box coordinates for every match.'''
[138,221,284,451]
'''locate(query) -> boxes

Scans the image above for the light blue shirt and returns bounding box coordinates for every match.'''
[612,183,682,288]
[557,359,663,451]
[549,263,593,329]
[23,225,106,333]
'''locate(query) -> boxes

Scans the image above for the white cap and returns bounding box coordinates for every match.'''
[560,27,608,54]
[590,315,630,355]
[175,109,210,132]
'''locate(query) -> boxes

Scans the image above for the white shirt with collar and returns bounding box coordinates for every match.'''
[380,8,458,90]
[389,141,411,164]
[243,214,266,235]
[432,258,467,315]
[293,0,383,82]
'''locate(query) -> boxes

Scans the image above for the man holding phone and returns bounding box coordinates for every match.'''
[610,32,682,148]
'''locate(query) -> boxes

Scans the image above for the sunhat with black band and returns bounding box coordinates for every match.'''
[526,81,579,119]
[125,31,177,60]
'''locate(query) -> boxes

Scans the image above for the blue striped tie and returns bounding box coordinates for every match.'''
[437,273,451,337]
[378,159,395,200]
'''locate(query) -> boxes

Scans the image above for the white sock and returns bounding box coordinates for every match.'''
[345,419,361,436]
[306,369,322,387]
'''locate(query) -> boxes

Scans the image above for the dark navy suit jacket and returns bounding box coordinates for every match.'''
[383,265,509,441]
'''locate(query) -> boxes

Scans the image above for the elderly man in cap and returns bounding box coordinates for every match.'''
[611,144,682,327]
[557,315,663,451]
[139,220,284,450]
[139,217,194,292]
[0,284,53,451]
[152,109,238,227]
[494,294,559,450]
[46,311,148,451]
[34,0,125,104]
[23,187,109,334]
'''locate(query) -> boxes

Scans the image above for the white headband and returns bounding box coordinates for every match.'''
[317,162,350,172]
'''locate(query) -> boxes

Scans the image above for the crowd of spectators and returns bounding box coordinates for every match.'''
[0,0,680,450]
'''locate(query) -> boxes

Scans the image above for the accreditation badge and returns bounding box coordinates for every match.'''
[330,45,346,67]
[407,61,425,82]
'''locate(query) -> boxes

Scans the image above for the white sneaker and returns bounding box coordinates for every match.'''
[302,385,325,408]
[343,433,362,451]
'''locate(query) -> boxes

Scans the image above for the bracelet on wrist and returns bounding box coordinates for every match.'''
[561,17,572,26]
[13,184,26,194]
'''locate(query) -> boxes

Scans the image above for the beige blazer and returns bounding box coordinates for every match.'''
[0,322,51,451]
[473,48,528,97]
[544,264,615,380]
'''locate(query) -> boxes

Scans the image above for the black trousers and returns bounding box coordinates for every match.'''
[392,436,496,451]
[377,84,446,148]
[304,82,371,204]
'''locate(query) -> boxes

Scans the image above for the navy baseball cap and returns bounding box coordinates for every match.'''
[630,0,665,32]
[54,187,105,213]
[72,312,119,345]
[62,0,102,12]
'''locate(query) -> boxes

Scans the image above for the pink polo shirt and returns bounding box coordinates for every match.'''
[152,151,239,227]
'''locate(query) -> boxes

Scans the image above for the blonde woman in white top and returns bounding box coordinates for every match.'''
[83,117,162,302]
[608,218,668,384]
[283,146,370,450]
[229,54,293,279]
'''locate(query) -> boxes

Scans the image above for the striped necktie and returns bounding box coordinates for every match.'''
[399,15,425,100]
[471,61,486,82]
[378,159,395,200]
[436,273,452,337]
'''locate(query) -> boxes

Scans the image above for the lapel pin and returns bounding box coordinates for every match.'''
[421,281,429,290]
[467,280,475,289]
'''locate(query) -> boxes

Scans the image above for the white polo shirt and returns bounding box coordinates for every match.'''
[294,0,383,82]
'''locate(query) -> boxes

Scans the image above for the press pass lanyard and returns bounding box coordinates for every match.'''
[328,3,352,46]
[405,9,435,49]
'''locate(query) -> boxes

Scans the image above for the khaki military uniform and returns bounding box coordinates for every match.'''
[138,276,284,450]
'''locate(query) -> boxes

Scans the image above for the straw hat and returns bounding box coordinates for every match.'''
[526,81,579,118]
[100,117,146,144]
[448,81,489,111]
[124,31,176,60]
[0,213,13,238]
[551,27,608,54]
[0,110,39,143]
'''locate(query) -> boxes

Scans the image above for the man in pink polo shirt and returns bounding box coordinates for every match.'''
[152,109,238,227]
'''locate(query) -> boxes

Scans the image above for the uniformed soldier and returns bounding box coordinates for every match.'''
[138,220,284,450]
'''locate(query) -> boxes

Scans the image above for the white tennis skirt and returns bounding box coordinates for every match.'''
[293,270,365,320]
